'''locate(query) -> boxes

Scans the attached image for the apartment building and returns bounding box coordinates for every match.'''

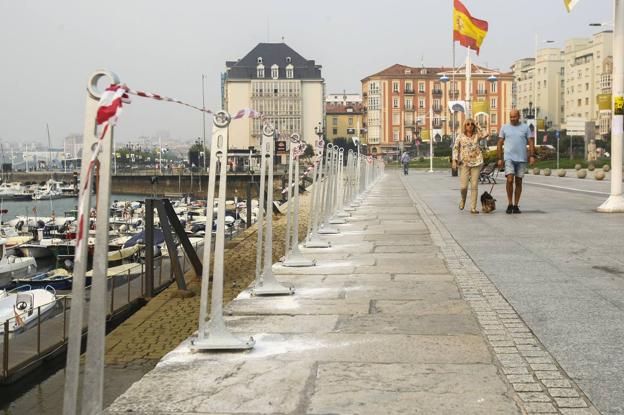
[511,48,565,130]
[325,102,364,141]
[563,31,613,134]
[223,43,324,149]
[326,92,362,105]
[361,63,513,155]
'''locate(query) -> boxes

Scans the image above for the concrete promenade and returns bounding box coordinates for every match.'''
[106,172,600,414]
[402,169,624,415]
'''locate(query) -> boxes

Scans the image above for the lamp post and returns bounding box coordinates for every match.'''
[201,74,207,174]
[440,74,453,175]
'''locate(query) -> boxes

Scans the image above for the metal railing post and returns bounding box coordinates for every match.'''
[283,134,315,267]
[192,110,254,351]
[252,125,293,295]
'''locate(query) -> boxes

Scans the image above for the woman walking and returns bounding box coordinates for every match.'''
[452,118,489,214]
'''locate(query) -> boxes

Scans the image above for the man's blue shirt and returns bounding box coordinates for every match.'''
[499,123,531,162]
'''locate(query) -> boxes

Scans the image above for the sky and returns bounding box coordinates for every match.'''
[0,0,612,148]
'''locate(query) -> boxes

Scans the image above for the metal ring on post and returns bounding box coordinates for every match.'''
[290,133,301,143]
[263,123,275,137]
[214,110,231,128]
[87,70,120,100]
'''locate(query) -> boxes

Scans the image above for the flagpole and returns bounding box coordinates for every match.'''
[597,0,624,212]
[465,47,472,119]
[452,7,457,148]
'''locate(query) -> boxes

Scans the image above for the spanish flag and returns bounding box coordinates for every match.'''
[453,0,489,55]
[564,0,580,12]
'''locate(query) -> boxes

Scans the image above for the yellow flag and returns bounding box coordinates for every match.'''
[472,100,490,116]
[564,0,580,12]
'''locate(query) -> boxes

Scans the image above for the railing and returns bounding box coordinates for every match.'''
[404,89,415,95]
[432,89,443,95]
[1,241,203,384]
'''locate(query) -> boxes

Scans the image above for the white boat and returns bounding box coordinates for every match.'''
[0,239,37,286]
[31,179,72,200]
[18,238,64,258]
[0,286,57,334]
[0,226,32,255]
[0,182,32,201]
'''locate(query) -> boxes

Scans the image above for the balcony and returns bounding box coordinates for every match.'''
[432,105,442,113]
[476,89,487,96]
[432,89,443,95]
[404,89,415,95]
[449,90,460,98]
[404,107,415,112]
[432,121,443,129]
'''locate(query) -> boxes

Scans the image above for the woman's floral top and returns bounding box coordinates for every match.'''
[452,127,489,167]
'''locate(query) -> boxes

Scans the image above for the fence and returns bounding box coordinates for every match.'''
[0,240,202,384]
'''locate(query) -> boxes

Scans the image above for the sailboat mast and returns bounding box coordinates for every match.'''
[46,123,52,171]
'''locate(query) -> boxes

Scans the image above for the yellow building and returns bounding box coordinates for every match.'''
[325,102,365,141]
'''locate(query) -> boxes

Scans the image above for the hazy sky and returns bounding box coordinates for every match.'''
[0,0,612,147]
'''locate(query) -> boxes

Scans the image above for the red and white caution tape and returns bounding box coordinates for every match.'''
[74,82,263,253]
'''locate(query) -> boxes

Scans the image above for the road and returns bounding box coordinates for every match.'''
[403,169,624,415]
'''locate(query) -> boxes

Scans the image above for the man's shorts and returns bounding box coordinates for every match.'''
[504,160,527,178]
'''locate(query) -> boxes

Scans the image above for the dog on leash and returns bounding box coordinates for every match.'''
[480,191,496,213]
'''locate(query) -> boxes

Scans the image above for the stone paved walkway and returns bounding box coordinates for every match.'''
[106,173,597,414]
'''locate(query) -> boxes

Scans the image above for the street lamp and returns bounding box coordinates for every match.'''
[440,74,452,175]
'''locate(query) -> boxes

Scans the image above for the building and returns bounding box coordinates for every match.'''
[325,102,365,141]
[223,43,324,149]
[64,134,83,160]
[361,64,513,155]
[326,92,362,105]
[511,49,565,131]
[563,31,613,136]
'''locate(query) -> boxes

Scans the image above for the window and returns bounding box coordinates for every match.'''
[478,81,485,94]
[393,113,400,125]
[585,97,589,105]
[544,80,547,88]
[418,82,425,93]
[491,113,497,124]
[586,82,589,91]
[490,82,497,93]
[393,97,399,108]
[406,82,413,92]
[393,129,400,141]
[577,99,582,106]
[332,128,338,135]
[257,57,263,64]
[332,117,338,126]
[271,65,279,79]
[419,98,425,109]
[490,97,497,109]
[256,65,265,78]
[405,98,412,109]
[348,118,353,126]
[393,82,399,93]
[286,64,293,79]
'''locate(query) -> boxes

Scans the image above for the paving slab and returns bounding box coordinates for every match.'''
[308,362,520,415]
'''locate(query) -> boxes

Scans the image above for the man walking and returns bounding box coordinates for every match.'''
[401,150,411,175]
[497,109,535,214]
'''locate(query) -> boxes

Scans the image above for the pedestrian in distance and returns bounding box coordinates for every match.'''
[452,118,489,214]
[497,109,536,214]
[401,151,411,175]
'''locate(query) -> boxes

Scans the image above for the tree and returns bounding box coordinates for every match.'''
[331,137,358,154]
